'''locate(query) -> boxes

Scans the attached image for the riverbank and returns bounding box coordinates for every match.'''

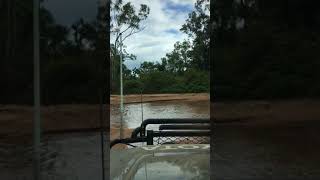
[110,93,209,104]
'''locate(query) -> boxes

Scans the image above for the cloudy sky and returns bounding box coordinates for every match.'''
[111,0,197,69]
[44,0,197,69]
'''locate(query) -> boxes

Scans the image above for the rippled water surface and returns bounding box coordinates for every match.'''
[111,100,209,130]
[0,100,209,180]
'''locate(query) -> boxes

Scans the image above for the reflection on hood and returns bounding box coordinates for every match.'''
[111,144,210,180]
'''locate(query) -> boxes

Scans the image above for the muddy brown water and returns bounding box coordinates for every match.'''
[2,100,319,179]
[0,100,209,180]
[111,100,210,130]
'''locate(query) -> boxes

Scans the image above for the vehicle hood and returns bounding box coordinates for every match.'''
[110,144,210,180]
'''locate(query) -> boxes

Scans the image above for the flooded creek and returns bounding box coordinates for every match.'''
[0,100,209,179]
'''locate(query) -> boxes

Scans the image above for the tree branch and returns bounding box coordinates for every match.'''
[122,26,146,42]
[120,25,133,35]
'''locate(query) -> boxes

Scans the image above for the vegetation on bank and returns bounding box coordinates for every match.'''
[122,68,209,94]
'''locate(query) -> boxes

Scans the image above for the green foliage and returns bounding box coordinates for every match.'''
[122,66,209,94]
[181,0,210,71]
[139,71,174,93]
[124,79,143,94]
[183,69,209,92]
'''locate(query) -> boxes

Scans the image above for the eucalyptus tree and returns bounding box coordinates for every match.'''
[110,0,150,93]
[181,0,210,71]
[111,0,150,53]
[162,40,192,74]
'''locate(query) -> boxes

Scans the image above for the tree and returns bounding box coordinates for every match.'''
[110,0,150,94]
[181,0,210,71]
[163,40,192,74]
[111,0,150,52]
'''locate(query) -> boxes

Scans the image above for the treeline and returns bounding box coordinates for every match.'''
[123,62,209,94]
[112,38,210,94]
[111,0,210,94]
[212,0,320,100]
[1,1,108,104]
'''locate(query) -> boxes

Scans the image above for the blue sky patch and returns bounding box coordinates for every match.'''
[164,1,193,13]
[165,29,180,35]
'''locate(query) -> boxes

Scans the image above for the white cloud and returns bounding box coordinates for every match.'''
[111,0,196,69]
